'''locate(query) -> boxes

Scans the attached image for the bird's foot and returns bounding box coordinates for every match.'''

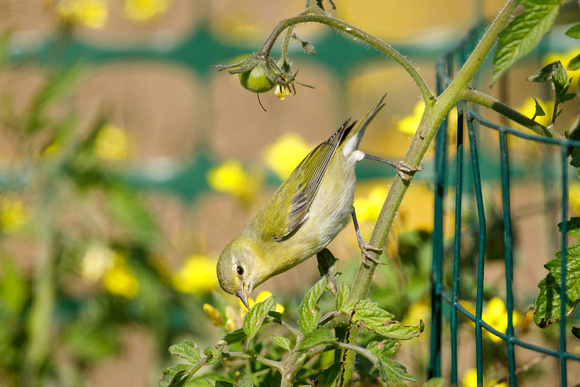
[393,161,424,181]
[358,240,386,265]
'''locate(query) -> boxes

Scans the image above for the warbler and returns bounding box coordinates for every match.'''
[217,95,416,308]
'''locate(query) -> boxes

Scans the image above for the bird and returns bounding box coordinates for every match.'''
[216,95,416,308]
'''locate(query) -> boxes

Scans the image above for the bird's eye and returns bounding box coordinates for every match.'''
[236,265,244,276]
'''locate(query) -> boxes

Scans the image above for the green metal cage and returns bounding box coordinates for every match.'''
[430,28,580,386]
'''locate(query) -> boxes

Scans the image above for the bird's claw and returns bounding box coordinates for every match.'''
[395,161,424,181]
[358,240,386,265]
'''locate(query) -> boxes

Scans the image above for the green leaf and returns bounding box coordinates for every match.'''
[533,241,580,327]
[298,277,327,334]
[353,300,423,340]
[297,328,335,351]
[271,335,291,351]
[316,363,341,386]
[565,23,580,39]
[204,345,224,365]
[423,378,446,387]
[159,364,192,387]
[224,328,247,344]
[336,282,350,311]
[532,96,546,119]
[572,326,580,339]
[558,217,580,238]
[243,296,275,342]
[568,54,580,71]
[237,375,253,387]
[492,3,560,85]
[317,248,339,296]
[169,340,201,364]
[367,341,416,386]
[571,147,580,170]
[106,186,158,247]
[367,340,400,358]
[527,61,564,83]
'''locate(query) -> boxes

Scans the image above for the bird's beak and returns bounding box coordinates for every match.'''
[236,286,250,310]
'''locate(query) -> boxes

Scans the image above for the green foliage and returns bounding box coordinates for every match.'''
[533,218,580,327]
[492,0,563,85]
[161,272,422,386]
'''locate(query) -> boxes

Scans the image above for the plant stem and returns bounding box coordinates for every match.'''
[223,352,284,373]
[257,13,434,103]
[461,89,561,138]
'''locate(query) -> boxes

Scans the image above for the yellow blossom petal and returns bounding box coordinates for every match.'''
[238,291,284,314]
[57,0,108,29]
[263,133,312,180]
[396,101,424,134]
[0,196,29,234]
[203,303,223,326]
[225,318,236,332]
[102,251,139,299]
[95,124,131,160]
[124,0,169,23]
[81,243,113,282]
[207,160,260,200]
[354,185,386,224]
[569,183,580,216]
[172,254,219,294]
[274,84,294,100]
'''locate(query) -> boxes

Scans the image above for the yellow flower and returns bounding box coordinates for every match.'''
[460,297,522,343]
[124,0,169,23]
[396,101,425,135]
[172,254,219,294]
[274,84,294,100]
[402,299,430,326]
[462,368,507,387]
[102,251,140,299]
[570,183,580,216]
[238,290,285,315]
[207,160,261,200]
[57,0,108,29]
[263,133,312,180]
[95,124,131,160]
[516,96,553,128]
[0,196,29,234]
[353,185,386,224]
[203,303,223,327]
[81,243,113,282]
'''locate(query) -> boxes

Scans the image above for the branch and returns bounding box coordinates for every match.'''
[222,351,284,373]
[462,89,561,138]
[256,12,434,103]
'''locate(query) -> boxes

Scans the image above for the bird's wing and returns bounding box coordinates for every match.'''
[271,120,355,241]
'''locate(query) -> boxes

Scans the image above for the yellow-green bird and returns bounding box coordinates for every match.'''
[217,95,415,308]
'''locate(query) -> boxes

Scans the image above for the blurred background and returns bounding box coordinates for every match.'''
[0,0,579,386]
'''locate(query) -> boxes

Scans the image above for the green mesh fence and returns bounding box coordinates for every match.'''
[430,28,580,386]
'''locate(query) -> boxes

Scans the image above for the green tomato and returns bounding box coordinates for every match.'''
[238,64,275,94]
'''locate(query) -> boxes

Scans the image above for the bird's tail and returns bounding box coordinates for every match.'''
[340,93,387,155]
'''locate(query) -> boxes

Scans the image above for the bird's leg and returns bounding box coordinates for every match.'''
[362,153,423,181]
[351,209,385,265]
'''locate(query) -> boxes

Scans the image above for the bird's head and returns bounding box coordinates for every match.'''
[217,237,261,309]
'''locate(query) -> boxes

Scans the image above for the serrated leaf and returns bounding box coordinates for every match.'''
[224,328,246,344]
[367,340,400,358]
[492,3,560,85]
[533,241,580,327]
[353,299,395,327]
[159,364,193,387]
[565,23,580,39]
[353,300,423,340]
[558,217,580,238]
[571,147,580,169]
[336,282,350,311]
[243,296,275,342]
[271,335,291,351]
[298,277,327,334]
[297,328,335,351]
[568,54,580,71]
[169,340,201,363]
[368,342,417,387]
[316,363,341,386]
[237,375,253,387]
